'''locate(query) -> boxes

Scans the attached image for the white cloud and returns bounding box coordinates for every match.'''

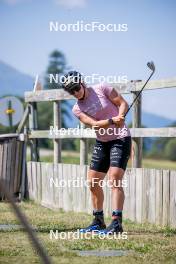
[55,0,87,9]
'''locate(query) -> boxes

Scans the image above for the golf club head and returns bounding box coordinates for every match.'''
[147,61,155,72]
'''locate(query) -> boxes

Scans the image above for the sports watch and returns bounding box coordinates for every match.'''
[108,118,114,125]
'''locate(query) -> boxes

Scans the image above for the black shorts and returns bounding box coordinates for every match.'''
[90,136,131,173]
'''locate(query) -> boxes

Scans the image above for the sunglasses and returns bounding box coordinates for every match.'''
[67,85,82,95]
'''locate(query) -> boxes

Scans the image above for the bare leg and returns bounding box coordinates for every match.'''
[108,167,125,211]
[87,169,106,210]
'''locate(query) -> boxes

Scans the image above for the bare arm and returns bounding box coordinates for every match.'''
[108,88,129,117]
[107,88,129,127]
[78,112,110,129]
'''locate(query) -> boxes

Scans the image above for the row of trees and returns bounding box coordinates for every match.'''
[145,127,176,161]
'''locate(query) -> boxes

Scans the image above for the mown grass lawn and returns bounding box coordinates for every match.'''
[0,201,176,264]
[27,148,176,170]
[39,154,176,170]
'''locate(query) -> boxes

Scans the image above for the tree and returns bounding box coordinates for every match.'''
[44,50,75,150]
[45,50,66,90]
[164,139,176,161]
[147,121,176,160]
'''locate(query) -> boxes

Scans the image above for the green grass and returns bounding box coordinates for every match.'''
[38,155,80,164]
[27,148,176,170]
[142,159,176,170]
[37,153,176,170]
[0,201,176,263]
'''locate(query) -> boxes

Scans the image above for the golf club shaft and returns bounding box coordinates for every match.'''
[124,70,155,117]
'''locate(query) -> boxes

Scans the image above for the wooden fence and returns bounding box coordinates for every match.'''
[0,134,26,200]
[22,77,176,167]
[27,161,176,228]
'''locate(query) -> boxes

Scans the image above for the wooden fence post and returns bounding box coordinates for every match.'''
[80,123,88,165]
[132,92,142,168]
[29,103,39,161]
[53,101,61,163]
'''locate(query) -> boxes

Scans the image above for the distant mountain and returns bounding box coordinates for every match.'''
[0,60,34,97]
[125,111,174,128]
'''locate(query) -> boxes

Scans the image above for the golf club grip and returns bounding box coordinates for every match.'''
[124,71,154,118]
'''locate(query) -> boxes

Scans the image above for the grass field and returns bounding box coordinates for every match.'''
[0,201,176,263]
[37,152,176,170]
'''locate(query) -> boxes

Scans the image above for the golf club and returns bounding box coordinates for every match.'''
[124,61,155,117]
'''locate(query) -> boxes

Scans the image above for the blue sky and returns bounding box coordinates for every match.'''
[0,0,176,120]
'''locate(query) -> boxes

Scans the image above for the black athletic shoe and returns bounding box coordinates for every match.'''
[99,218,123,234]
[79,212,106,233]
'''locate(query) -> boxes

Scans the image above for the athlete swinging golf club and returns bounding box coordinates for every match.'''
[62,62,155,234]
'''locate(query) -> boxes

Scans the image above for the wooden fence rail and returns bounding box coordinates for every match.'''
[28,127,176,139]
[27,162,176,228]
